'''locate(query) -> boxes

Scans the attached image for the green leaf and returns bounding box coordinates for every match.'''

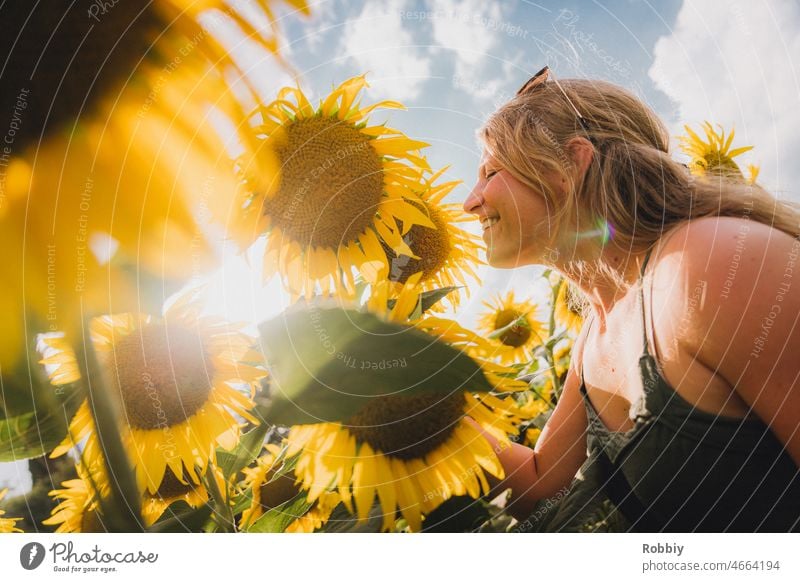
[230,488,255,517]
[258,307,493,425]
[421,496,492,532]
[247,493,314,533]
[487,313,530,341]
[321,501,383,532]
[386,286,461,319]
[216,422,271,479]
[0,381,83,462]
[148,501,213,533]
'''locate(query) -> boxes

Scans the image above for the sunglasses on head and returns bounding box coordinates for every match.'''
[517,66,592,135]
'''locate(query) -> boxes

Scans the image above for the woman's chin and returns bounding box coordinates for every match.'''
[485,248,519,269]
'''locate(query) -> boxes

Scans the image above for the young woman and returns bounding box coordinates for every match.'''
[463,68,800,532]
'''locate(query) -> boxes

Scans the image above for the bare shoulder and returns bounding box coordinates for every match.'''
[650,215,800,324]
[650,215,800,464]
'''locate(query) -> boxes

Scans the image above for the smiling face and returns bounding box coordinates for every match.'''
[463,150,563,268]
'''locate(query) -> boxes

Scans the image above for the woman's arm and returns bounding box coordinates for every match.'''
[662,217,800,466]
[468,331,590,521]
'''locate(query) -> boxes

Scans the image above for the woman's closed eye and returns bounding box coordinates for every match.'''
[484,169,498,180]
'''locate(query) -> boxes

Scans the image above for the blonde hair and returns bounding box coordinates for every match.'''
[480,79,800,283]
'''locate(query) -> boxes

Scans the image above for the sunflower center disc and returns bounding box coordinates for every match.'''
[258,468,300,510]
[113,324,213,430]
[702,154,741,176]
[385,201,450,284]
[495,309,531,348]
[346,391,464,460]
[265,116,384,249]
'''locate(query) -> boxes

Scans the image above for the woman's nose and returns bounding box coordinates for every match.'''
[463,184,484,214]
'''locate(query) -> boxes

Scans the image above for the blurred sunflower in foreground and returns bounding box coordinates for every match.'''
[42,291,265,495]
[240,444,340,532]
[679,122,759,184]
[230,75,437,299]
[381,168,482,309]
[478,290,546,363]
[0,489,23,533]
[0,0,306,372]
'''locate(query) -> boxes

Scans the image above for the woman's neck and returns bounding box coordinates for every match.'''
[551,244,647,327]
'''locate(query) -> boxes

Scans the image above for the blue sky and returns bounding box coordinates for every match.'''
[3,0,799,495]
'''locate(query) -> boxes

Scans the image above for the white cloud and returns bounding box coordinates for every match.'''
[427,0,521,104]
[427,0,502,76]
[341,0,432,101]
[649,0,800,198]
[300,0,339,53]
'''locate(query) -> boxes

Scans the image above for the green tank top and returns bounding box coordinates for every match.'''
[539,247,800,532]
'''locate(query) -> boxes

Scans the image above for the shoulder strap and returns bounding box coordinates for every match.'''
[639,247,655,357]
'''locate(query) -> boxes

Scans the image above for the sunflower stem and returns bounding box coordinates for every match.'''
[487,313,531,341]
[204,468,235,532]
[546,278,564,398]
[76,329,143,532]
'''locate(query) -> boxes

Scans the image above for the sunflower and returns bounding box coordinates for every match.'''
[42,462,109,533]
[230,75,436,300]
[0,489,22,533]
[240,444,340,532]
[554,279,585,335]
[43,291,266,496]
[553,339,574,379]
[679,122,759,183]
[43,458,220,531]
[284,307,530,532]
[287,389,530,532]
[523,427,542,447]
[0,0,309,371]
[140,465,218,527]
[367,278,531,393]
[381,168,482,309]
[478,291,546,364]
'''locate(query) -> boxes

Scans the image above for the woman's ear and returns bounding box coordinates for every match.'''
[566,137,594,178]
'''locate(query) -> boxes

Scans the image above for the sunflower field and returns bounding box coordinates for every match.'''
[0,1,759,534]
